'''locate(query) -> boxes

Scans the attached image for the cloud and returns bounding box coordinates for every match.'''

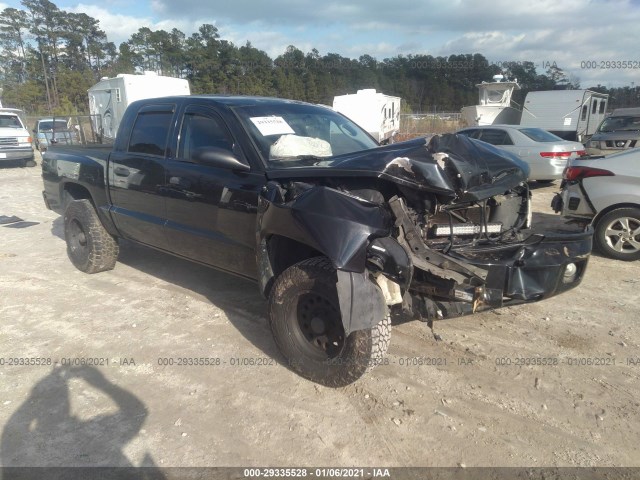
[138,0,640,85]
[66,4,155,44]
[21,0,639,87]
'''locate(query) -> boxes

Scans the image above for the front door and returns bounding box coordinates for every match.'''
[163,105,264,279]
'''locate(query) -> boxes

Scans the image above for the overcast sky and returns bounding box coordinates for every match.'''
[2,0,639,88]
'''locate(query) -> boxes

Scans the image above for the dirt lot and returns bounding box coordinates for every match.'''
[0,154,639,471]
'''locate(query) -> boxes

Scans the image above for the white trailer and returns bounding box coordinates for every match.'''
[520,90,609,142]
[332,89,401,143]
[88,72,190,139]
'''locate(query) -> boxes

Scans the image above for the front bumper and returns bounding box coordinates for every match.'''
[455,229,592,306]
[404,228,593,320]
[0,148,35,162]
[585,147,622,156]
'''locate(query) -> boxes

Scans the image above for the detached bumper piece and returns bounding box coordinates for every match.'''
[453,229,592,306]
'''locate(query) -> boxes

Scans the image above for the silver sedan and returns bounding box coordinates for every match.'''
[552,148,640,261]
[456,125,586,182]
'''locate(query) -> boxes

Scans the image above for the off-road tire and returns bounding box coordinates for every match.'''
[64,199,119,273]
[594,207,640,261]
[268,257,390,387]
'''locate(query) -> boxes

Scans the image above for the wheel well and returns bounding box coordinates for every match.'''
[268,235,323,281]
[593,203,640,226]
[62,183,93,208]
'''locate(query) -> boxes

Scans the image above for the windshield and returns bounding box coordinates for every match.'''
[486,88,507,103]
[0,115,24,128]
[518,127,563,143]
[232,102,379,167]
[38,120,69,131]
[598,116,640,133]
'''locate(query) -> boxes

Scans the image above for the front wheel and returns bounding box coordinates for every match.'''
[268,257,390,387]
[594,207,640,261]
[64,199,119,273]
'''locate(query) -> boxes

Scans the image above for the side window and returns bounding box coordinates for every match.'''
[592,100,598,114]
[581,105,588,121]
[501,131,514,145]
[128,109,173,156]
[599,101,606,114]
[457,129,478,138]
[477,129,511,145]
[178,112,234,160]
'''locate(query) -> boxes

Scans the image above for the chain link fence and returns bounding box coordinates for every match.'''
[23,112,465,148]
[396,113,464,141]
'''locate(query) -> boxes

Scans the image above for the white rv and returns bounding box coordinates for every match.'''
[520,90,609,142]
[332,89,401,144]
[88,72,190,139]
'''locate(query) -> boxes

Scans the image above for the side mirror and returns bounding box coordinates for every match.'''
[192,147,250,172]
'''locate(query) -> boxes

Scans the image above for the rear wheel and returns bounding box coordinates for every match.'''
[594,207,640,261]
[268,257,390,387]
[64,199,119,273]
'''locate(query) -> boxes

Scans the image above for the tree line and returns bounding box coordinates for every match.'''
[1,0,638,115]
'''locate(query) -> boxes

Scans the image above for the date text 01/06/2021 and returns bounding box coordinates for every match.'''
[243,468,391,478]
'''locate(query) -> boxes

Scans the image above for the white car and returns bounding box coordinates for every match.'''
[552,148,640,261]
[457,125,586,182]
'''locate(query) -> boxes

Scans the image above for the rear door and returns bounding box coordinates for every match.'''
[163,104,265,279]
[108,103,176,250]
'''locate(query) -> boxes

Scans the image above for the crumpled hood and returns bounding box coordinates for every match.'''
[267,134,529,202]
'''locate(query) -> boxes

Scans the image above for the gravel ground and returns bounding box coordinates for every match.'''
[0,154,639,471]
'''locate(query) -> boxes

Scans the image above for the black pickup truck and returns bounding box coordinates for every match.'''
[42,95,593,386]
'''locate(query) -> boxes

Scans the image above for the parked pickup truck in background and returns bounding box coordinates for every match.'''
[42,95,593,386]
[33,117,79,152]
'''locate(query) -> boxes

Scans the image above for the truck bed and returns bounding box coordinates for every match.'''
[46,143,113,161]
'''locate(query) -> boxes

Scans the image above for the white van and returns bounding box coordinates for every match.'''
[0,108,35,167]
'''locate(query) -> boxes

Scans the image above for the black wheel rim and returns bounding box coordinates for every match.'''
[68,219,88,254]
[290,291,345,361]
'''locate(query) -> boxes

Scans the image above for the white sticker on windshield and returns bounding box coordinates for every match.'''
[250,116,295,136]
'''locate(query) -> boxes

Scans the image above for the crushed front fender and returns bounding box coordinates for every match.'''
[257,184,393,334]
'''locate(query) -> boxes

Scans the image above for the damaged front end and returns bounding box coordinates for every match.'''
[258,134,592,334]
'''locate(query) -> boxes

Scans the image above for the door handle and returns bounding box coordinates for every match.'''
[114,167,130,177]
